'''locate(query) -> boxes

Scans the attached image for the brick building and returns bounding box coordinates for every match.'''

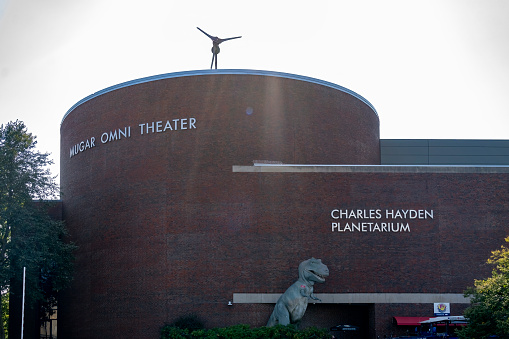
[57,70,509,338]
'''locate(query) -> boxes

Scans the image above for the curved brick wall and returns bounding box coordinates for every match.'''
[59,70,381,338]
[59,70,380,338]
[61,70,380,166]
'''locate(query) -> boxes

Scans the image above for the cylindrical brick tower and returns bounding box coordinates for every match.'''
[59,70,380,338]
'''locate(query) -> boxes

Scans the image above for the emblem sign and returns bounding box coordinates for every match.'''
[434,303,450,316]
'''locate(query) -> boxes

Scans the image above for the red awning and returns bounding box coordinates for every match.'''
[394,317,431,326]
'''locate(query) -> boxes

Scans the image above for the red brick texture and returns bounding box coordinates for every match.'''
[59,73,508,338]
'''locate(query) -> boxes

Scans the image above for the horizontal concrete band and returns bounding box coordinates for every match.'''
[233,165,509,174]
[233,293,470,304]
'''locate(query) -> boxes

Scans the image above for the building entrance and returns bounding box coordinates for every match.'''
[301,304,372,339]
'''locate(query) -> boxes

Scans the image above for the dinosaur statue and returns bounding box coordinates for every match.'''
[267,258,329,327]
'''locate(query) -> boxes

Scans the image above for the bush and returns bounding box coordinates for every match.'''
[160,323,331,339]
[170,314,205,331]
[160,326,190,339]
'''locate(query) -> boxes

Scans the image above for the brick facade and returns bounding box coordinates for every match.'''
[58,71,508,338]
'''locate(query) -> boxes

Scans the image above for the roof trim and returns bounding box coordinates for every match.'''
[233,164,509,173]
[61,69,378,124]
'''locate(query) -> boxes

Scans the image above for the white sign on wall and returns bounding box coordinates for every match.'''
[434,303,450,316]
[330,209,434,233]
[68,117,197,158]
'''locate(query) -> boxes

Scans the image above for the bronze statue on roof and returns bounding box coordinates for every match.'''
[197,27,242,69]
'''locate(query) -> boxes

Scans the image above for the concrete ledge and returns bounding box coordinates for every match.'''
[233,165,509,174]
[232,293,470,304]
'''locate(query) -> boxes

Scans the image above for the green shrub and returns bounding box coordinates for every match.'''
[160,325,190,339]
[170,314,205,331]
[160,323,331,339]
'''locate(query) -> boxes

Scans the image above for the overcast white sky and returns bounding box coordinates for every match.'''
[1,0,509,178]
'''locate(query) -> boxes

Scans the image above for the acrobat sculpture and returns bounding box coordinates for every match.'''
[267,258,329,327]
[197,27,241,69]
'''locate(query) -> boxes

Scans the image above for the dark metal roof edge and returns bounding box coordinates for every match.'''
[61,69,378,124]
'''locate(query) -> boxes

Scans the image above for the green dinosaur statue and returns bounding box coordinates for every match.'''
[267,258,329,327]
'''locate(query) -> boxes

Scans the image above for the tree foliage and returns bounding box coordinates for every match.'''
[0,121,75,336]
[457,236,509,339]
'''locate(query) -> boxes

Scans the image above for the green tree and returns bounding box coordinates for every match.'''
[0,120,75,338]
[457,236,509,339]
[0,292,7,338]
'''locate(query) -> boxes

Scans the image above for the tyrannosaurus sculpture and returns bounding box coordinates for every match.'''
[267,258,329,327]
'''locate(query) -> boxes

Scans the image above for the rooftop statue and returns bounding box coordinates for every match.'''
[267,258,329,327]
[197,27,241,69]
